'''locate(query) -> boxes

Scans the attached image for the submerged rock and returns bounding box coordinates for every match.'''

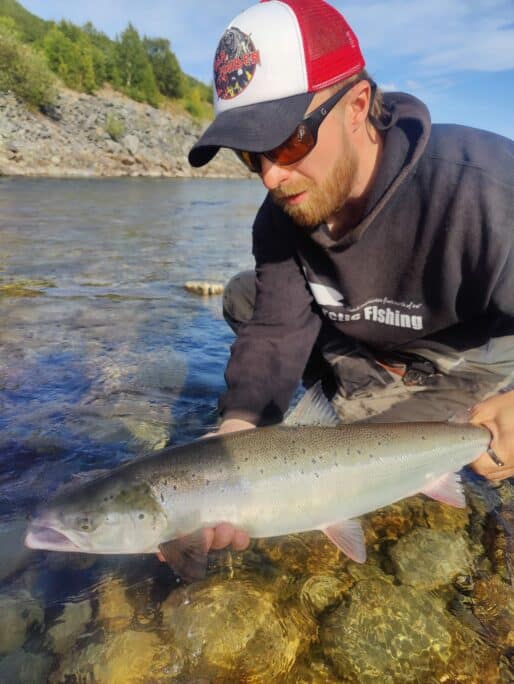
[256,530,348,576]
[50,630,171,684]
[97,578,134,631]
[390,527,472,590]
[321,578,499,683]
[46,598,93,653]
[0,591,44,655]
[160,577,314,682]
[471,574,514,649]
[299,574,350,616]
[0,648,53,684]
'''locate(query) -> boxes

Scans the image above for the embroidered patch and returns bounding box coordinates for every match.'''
[214,27,260,100]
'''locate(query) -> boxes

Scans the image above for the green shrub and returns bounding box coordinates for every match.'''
[105,113,125,141]
[183,86,212,120]
[0,20,56,108]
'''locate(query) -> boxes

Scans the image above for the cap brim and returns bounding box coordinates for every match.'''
[188,92,315,168]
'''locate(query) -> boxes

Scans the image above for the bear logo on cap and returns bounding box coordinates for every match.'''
[214,27,261,100]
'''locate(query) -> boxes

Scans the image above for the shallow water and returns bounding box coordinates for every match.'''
[0,177,512,683]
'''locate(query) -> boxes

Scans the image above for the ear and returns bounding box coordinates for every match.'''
[345,80,373,132]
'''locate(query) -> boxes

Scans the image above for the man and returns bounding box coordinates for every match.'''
[186,0,514,553]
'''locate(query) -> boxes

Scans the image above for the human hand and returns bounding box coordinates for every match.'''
[469,389,514,481]
[156,523,250,563]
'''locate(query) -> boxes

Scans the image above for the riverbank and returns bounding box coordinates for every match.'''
[0,86,250,179]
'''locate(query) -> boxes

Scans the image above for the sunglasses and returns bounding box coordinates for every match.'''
[235,79,374,173]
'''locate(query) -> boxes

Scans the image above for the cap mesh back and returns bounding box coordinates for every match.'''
[275,0,365,90]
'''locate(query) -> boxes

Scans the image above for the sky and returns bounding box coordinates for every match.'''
[21,0,514,139]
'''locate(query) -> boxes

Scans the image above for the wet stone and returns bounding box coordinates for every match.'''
[319,577,499,684]
[299,574,350,616]
[97,578,134,631]
[160,577,314,682]
[0,591,44,655]
[46,598,93,653]
[321,579,451,682]
[256,531,348,577]
[390,527,473,590]
[471,574,514,649]
[0,648,53,684]
[183,281,224,296]
[50,630,171,684]
[424,499,470,531]
[363,495,426,545]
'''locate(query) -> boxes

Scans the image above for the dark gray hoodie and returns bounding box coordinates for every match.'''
[220,92,514,425]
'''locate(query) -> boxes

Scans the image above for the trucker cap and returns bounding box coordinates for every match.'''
[188,0,365,167]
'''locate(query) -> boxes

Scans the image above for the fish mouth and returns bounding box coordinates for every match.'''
[25,524,81,552]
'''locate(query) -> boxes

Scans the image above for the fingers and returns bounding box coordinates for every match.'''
[210,522,250,551]
[157,523,250,562]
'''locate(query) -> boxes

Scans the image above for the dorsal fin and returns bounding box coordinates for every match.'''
[284,381,339,427]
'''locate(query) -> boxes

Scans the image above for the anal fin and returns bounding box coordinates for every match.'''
[322,519,366,563]
[421,472,466,508]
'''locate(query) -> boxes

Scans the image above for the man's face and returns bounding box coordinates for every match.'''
[260,92,359,227]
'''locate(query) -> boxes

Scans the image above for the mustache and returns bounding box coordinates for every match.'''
[271,182,311,200]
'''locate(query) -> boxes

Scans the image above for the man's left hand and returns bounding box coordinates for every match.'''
[469,389,514,481]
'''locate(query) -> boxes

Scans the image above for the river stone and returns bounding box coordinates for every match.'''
[0,591,44,655]
[471,574,514,648]
[183,281,224,295]
[49,630,172,684]
[46,598,93,653]
[321,579,453,683]
[161,578,313,682]
[424,500,469,531]
[0,649,53,684]
[390,527,472,589]
[363,496,426,545]
[256,530,348,576]
[97,578,134,631]
[299,574,350,616]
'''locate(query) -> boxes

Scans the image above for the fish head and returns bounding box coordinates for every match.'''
[25,475,169,555]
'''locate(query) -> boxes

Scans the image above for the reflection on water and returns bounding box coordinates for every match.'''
[0,178,512,683]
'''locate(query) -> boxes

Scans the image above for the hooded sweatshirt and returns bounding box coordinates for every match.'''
[219,92,514,425]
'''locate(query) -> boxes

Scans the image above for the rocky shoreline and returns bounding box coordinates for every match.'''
[0,86,251,179]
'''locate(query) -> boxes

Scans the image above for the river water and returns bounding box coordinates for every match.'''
[0,178,511,683]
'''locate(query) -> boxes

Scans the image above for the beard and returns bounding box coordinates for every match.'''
[270,143,358,228]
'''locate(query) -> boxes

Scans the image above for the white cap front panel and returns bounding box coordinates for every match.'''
[213,1,308,114]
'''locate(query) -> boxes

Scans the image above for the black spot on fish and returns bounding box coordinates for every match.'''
[260,469,264,475]
[312,458,316,464]
[138,513,145,520]
[302,448,306,455]
[245,457,249,462]
[236,466,240,470]
[422,436,426,440]
[314,472,319,478]
[173,485,177,491]
[274,455,278,460]
[160,493,164,502]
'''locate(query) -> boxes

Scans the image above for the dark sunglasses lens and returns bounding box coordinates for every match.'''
[235,149,261,173]
[267,124,316,166]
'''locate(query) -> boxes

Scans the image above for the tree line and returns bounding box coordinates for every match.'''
[0,0,212,118]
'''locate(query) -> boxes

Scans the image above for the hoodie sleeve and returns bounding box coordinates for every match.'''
[219,196,322,425]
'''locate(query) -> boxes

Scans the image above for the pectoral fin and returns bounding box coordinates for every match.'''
[322,519,366,563]
[158,528,210,582]
[421,472,466,508]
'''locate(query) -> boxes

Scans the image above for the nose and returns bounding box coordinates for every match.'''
[259,157,292,190]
